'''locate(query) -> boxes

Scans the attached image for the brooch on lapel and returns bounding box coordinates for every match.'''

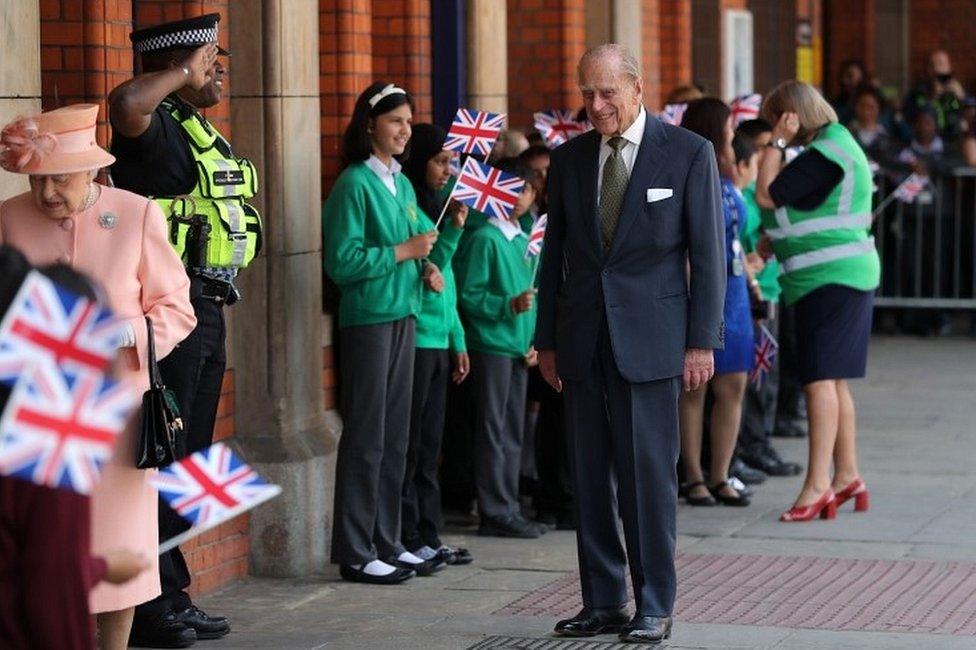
[98,212,117,230]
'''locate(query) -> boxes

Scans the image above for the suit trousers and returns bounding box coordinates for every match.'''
[564,321,681,617]
[470,352,528,521]
[401,348,449,551]
[738,313,780,454]
[331,318,415,565]
[136,296,226,620]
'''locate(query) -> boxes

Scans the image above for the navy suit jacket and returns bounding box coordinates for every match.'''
[535,112,726,383]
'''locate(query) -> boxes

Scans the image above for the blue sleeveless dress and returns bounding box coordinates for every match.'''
[714,179,754,375]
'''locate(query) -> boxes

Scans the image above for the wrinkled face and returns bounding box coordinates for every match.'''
[370,103,412,160]
[855,94,880,124]
[425,150,453,191]
[579,56,643,137]
[29,171,93,219]
[178,50,226,108]
[524,153,549,197]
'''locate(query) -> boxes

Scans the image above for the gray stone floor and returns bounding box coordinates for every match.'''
[198,336,976,649]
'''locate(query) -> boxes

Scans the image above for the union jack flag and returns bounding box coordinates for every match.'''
[0,271,124,386]
[444,108,506,158]
[152,442,280,546]
[658,103,687,126]
[894,172,928,203]
[524,214,548,259]
[730,93,762,126]
[448,151,461,177]
[450,157,525,221]
[749,324,779,389]
[533,110,590,148]
[0,365,135,494]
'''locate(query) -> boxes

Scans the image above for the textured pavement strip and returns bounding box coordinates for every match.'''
[198,337,976,649]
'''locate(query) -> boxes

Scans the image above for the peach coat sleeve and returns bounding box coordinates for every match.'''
[129,200,196,369]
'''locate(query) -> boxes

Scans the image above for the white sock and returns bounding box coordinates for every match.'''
[397,551,424,565]
[357,559,396,576]
[415,546,437,561]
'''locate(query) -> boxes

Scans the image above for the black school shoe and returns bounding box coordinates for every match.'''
[128,611,197,648]
[387,555,446,576]
[339,564,415,584]
[174,606,230,640]
[436,545,474,565]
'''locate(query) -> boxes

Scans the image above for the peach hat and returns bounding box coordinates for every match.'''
[0,104,115,175]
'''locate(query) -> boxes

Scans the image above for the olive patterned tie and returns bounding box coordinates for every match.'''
[599,136,628,250]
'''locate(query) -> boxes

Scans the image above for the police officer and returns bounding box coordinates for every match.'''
[109,13,261,648]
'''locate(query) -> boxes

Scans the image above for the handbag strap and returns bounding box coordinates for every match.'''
[145,316,163,388]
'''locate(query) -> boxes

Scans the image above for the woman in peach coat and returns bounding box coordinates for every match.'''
[0,104,196,649]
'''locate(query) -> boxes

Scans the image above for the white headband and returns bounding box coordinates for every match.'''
[368,84,407,109]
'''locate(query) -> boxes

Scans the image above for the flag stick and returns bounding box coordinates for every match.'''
[529,253,543,287]
[433,197,452,230]
[872,175,923,217]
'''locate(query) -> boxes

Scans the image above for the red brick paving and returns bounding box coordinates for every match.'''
[495,553,976,636]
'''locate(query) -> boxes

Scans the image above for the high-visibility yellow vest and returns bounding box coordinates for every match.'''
[153,98,262,269]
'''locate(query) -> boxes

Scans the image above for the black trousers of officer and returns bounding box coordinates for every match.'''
[401,347,450,551]
[738,313,780,454]
[331,318,415,565]
[564,322,682,617]
[136,295,226,620]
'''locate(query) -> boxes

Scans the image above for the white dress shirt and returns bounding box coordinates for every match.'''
[365,154,401,196]
[597,105,647,196]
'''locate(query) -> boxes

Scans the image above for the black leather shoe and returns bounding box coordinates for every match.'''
[619,615,672,644]
[436,545,474,565]
[554,606,630,637]
[339,563,415,584]
[389,555,446,576]
[730,457,766,485]
[741,447,803,477]
[174,606,230,640]
[129,612,197,648]
[478,516,540,538]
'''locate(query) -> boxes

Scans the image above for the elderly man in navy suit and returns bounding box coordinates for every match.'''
[536,44,725,644]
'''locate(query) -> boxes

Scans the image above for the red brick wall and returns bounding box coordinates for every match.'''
[506,0,587,133]
[371,0,433,122]
[824,0,873,97]
[641,0,662,111]
[908,0,976,92]
[657,0,693,101]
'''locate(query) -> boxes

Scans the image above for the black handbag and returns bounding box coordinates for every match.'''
[135,316,183,469]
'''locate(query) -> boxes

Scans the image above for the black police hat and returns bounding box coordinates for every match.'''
[130,12,230,56]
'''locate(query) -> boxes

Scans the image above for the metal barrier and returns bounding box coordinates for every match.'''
[873,167,976,309]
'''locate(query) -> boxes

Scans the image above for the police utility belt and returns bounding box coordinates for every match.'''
[152,99,263,271]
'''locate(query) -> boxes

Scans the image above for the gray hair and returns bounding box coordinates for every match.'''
[577,44,642,84]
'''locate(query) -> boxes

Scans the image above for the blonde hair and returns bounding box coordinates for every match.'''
[577,43,642,84]
[761,81,838,146]
[665,84,704,104]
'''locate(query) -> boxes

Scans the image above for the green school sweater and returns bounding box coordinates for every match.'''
[741,183,782,304]
[415,210,466,352]
[322,162,426,327]
[455,219,536,358]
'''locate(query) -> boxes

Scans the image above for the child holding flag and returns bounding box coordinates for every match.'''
[453,164,542,538]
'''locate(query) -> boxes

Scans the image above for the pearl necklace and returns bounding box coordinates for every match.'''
[80,183,100,212]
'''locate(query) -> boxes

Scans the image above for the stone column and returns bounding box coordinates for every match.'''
[0,2,40,199]
[467,0,507,113]
[228,0,334,577]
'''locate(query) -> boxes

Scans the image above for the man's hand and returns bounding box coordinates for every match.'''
[423,262,444,293]
[538,350,562,392]
[452,352,470,384]
[510,289,536,314]
[683,348,714,392]
[102,549,150,585]
[182,43,219,91]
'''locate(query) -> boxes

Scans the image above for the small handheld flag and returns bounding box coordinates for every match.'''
[749,324,779,389]
[533,110,590,147]
[152,442,281,553]
[450,157,525,221]
[0,365,135,494]
[730,93,762,126]
[0,271,125,386]
[893,172,928,203]
[444,108,506,158]
[525,214,548,259]
[659,103,687,126]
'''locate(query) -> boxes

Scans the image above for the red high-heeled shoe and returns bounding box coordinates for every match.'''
[833,477,869,512]
[780,490,836,522]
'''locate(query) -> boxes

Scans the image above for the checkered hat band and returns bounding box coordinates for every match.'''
[135,27,218,53]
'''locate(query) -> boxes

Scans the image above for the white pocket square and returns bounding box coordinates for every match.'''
[646,188,674,202]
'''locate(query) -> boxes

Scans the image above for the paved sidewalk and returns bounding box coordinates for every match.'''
[198,336,976,649]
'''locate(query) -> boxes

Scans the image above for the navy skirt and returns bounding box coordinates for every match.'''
[794,284,874,384]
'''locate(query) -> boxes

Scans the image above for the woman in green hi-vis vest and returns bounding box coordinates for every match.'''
[756,82,880,524]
